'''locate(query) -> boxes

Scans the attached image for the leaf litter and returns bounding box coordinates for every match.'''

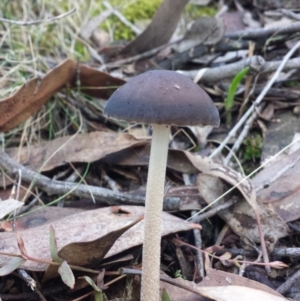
[1,0,300,300]
[0,205,200,272]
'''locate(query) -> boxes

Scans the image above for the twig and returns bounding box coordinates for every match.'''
[182,174,204,279]
[18,269,36,291]
[180,56,300,83]
[276,269,300,295]
[159,39,253,71]
[280,9,300,22]
[119,268,202,295]
[216,247,300,259]
[0,149,144,206]
[103,170,120,192]
[210,40,300,159]
[0,8,76,26]
[189,198,237,223]
[192,220,204,279]
[225,21,300,39]
[0,150,193,211]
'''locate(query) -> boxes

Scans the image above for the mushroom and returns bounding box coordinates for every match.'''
[104,70,219,301]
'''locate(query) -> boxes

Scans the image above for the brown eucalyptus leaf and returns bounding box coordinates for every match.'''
[6,132,145,172]
[253,148,300,222]
[195,268,288,301]
[120,0,189,56]
[1,206,83,232]
[0,206,201,271]
[77,64,125,98]
[159,268,288,301]
[260,111,300,161]
[0,59,124,132]
[197,174,289,250]
[101,145,199,174]
[205,163,257,211]
[184,152,258,212]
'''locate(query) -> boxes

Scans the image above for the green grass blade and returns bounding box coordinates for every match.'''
[224,66,250,124]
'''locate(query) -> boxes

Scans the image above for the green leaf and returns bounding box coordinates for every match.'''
[224,66,250,124]
[94,291,104,301]
[58,261,75,289]
[49,225,63,263]
[0,257,26,276]
[82,275,102,292]
[162,288,172,301]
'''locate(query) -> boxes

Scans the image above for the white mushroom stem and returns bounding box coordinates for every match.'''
[141,124,171,301]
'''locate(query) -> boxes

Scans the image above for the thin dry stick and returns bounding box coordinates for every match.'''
[226,21,300,39]
[276,269,300,295]
[210,39,300,159]
[182,56,300,83]
[223,104,264,165]
[189,198,237,223]
[0,149,144,206]
[119,268,202,296]
[182,174,204,279]
[280,9,300,21]
[0,8,76,26]
[218,247,300,259]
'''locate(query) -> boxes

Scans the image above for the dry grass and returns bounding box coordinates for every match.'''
[0,0,100,147]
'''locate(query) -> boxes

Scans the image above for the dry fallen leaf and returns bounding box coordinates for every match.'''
[166,268,288,301]
[185,151,272,266]
[0,206,201,271]
[5,132,145,172]
[0,199,24,219]
[0,59,125,132]
[101,145,199,174]
[44,213,142,282]
[252,148,300,222]
[197,174,289,250]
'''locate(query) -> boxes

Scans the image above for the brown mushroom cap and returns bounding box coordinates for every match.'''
[104,70,220,127]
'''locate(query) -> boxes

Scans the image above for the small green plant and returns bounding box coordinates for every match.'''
[224,66,250,125]
[244,135,263,161]
[174,269,184,279]
[161,288,172,301]
[184,3,217,19]
[283,80,300,87]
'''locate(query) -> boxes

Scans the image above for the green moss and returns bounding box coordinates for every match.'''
[102,1,217,41]
[102,0,162,41]
[184,3,218,20]
[243,135,263,161]
[283,80,300,88]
